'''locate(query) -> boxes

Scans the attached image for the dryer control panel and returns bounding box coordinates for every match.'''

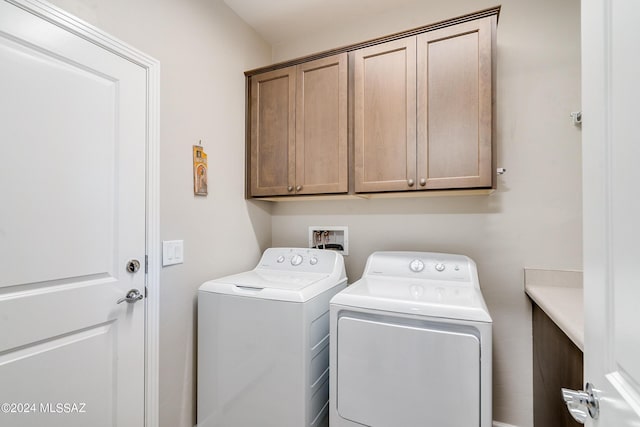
[363,251,477,285]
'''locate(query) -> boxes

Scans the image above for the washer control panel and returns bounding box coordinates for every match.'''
[258,248,341,274]
[365,252,475,284]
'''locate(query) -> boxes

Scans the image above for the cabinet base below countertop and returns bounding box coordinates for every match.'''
[532,303,583,427]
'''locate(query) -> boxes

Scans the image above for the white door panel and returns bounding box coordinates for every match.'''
[0,321,116,426]
[583,0,640,425]
[0,1,147,426]
[0,35,117,286]
[0,277,119,352]
[610,0,640,387]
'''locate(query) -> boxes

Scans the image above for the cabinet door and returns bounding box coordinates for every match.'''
[295,53,348,194]
[249,66,296,196]
[532,304,583,427]
[354,38,417,193]
[417,16,494,189]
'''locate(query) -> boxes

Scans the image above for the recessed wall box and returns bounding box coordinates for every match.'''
[308,226,348,256]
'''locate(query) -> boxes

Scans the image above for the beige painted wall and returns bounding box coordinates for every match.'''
[270,1,582,426]
[46,1,272,426]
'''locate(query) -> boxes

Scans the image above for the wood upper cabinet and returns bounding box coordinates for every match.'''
[354,38,416,193]
[354,15,496,193]
[249,66,296,196]
[296,54,348,195]
[417,16,495,190]
[247,7,499,199]
[249,53,348,197]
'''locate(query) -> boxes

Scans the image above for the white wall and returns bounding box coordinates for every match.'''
[46,1,272,426]
[270,1,582,426]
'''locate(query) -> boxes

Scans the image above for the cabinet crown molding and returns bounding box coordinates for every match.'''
[244,6,501,77]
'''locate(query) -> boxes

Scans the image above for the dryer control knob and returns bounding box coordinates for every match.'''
[409,259,425,272]
[276,255,285,263]
[309,256,318,265]
[291,254,303,266]
[435,263,446,272]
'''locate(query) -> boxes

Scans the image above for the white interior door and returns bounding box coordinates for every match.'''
[582,0,640,425]
[0,1,147,426]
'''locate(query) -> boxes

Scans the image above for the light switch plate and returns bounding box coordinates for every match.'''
[163,240,184,266]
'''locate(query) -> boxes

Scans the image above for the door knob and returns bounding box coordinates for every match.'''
[407,179,415,187]
[296,185,302,191]
[419,178,427,186]
[287,186,293,192]
[117,289,144,304]
[561,383,599,424]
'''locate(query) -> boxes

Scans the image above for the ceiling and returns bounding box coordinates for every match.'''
[223,0,418,45]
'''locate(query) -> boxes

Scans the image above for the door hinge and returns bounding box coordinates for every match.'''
[145,255,148,274]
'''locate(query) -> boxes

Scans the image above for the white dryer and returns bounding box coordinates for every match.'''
[330,251,492,427]
[198,248,347,427]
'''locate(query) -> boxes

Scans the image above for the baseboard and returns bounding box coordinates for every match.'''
[493,422,521,427]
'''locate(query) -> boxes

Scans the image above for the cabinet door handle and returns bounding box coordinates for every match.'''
[407,179,415,187]
[296,185,302,192]
[287,186,293,192]
[419,178,426,186]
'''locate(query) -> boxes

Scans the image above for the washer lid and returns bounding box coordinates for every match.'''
[331,277,492,323]
[199,270,344,302]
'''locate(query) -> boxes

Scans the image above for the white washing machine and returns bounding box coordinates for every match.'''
[330,251,492,427]
[197,247,347,427]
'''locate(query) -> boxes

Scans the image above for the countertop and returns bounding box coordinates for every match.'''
[524,269,584,351]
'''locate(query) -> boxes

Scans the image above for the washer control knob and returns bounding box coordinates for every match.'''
[435,263,446,272]
[309,256,318,266]
[276,255,285,263]
[291,254,303,266]
[409,259,425,272]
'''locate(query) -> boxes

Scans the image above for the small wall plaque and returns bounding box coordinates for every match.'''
[193,144,208,196]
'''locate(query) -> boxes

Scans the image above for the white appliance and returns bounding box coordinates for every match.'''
[197,247,347,427]
[330,251,492,427]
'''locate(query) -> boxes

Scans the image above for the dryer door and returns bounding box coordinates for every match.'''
[337,315,480,426]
